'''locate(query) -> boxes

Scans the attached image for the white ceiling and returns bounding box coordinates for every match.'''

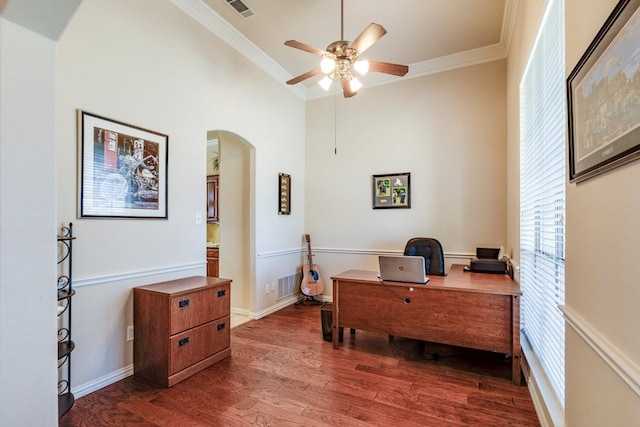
[1,0,517,100]
[179,0,517,99]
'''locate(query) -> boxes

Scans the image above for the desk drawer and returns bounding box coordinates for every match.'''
[337,282,513,353]
[169,315,230,375]
[169,284,230,334]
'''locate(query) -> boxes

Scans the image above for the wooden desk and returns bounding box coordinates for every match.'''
[331,264,522,385]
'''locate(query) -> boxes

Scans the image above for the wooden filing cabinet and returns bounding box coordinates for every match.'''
[133,276,231,387]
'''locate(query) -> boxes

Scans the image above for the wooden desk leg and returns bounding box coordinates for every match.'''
[512,295,522,385]
[512,355,522,386]
[332,280,339,349]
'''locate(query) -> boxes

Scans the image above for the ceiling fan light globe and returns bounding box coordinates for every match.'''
[349,77,363,92]
[320,57,336,74]
[319,75,333,91]
[354,59,369,75]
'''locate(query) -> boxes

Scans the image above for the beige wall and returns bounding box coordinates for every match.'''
[6,0,640,424]
[507,0,640,425]
[53,0,306,397]
[506,0,546,269]
[218,132,252,310]
[0,18,59,426]
[564,0,640,425]
[305,60,508,287]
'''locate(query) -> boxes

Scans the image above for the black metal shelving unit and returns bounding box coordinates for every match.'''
[57,223,75,419]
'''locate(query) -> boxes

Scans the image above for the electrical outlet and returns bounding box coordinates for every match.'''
[127,325,134,341]
[270,282,275,293]
[265,283,269,294]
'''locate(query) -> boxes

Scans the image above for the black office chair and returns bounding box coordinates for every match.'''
[385,237,446,343]
[403,237,445,276]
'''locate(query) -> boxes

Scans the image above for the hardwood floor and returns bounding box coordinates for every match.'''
[60,303,540,426]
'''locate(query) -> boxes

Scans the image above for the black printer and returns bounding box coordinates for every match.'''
[469,247,507,274]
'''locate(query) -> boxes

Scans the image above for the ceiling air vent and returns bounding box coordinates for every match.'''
[224,0,255,19]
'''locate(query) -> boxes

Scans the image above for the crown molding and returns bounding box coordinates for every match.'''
[305,42,508,99]
[170,0,306,99]
[501,0,520,54]
[171,0,517,101]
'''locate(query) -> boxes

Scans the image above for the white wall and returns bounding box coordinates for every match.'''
[507,0,640,425]
[54,0,306,394]
[506,0,545,270]
[305,60,508,288]
[0,18,58,426]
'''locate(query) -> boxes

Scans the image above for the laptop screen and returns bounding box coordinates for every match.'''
[378,255,429,284]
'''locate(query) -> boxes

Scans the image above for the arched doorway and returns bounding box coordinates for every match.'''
[207,130,255,325]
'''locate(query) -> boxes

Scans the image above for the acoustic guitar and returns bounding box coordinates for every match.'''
[301,234,325,296]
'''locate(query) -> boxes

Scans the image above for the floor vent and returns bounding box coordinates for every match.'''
[277,273,298,300]
[224,0,255,19]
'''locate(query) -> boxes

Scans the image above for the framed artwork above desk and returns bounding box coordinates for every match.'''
[372,172,411,209]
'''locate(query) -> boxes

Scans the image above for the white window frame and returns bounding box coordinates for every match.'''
[519,0,566,415]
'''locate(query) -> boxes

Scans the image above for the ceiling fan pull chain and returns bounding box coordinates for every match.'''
[334,94,338,155]
[340,0,344,40]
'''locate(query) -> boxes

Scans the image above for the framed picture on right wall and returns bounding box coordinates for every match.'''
[567,0,640,183]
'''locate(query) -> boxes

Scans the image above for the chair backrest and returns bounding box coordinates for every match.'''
[403,237,445,276]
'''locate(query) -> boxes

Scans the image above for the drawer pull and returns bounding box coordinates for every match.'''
[178,299,190,308]
[217,323,226,331]
[217,289,226,297]
[178,337,190,347]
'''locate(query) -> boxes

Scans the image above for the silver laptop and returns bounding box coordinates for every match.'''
[378,255,429,284]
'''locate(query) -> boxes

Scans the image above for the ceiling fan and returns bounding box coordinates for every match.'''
[284,0,409,98]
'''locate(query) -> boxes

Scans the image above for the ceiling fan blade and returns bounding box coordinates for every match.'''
[349,23,387,55]
[368,60,409,77]
[341,78,357,98]
[284,40,327,57]
[286,68,322,85]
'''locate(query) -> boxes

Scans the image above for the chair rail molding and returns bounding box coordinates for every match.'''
[560,305,640,397]
[73,262,204,288]
[257,246,474,259]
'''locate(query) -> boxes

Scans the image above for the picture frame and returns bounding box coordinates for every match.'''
[567,0,640,183]
[372,172,411,209]
[77,110,168,218]
[278,173,291,215]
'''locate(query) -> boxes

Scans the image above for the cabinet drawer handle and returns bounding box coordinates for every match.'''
[217,323,226,331]
[217,290,226,297]
[178,299,190,308]
[178,337,190,347]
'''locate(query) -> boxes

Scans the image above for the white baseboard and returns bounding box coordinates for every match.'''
[250,293,330,319]
[70,297,315,398]
[72,364,134,399]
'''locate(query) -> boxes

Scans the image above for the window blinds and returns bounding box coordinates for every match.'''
[519,0,566,405]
